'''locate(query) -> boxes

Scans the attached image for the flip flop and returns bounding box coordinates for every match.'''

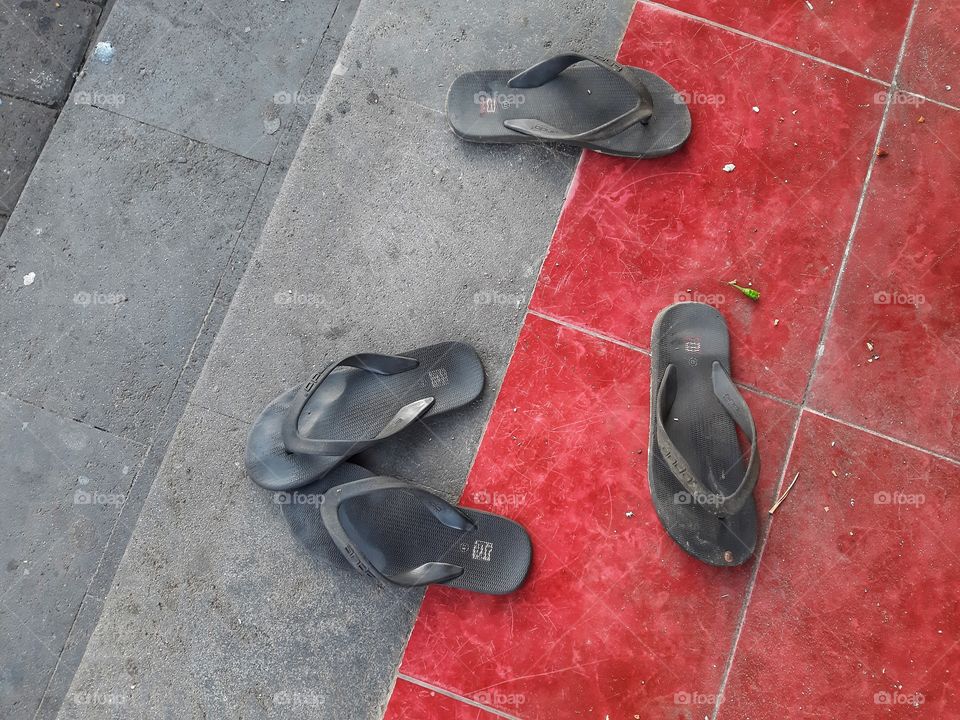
[284,470,532,594]
[246,342,484,491]
[446,52,691,158]
[648,303,760,566]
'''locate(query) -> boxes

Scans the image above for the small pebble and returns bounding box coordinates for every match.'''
[723,163,736,172]
[625,511,634,518]
[752,106,760,113]
[23,272,36,286]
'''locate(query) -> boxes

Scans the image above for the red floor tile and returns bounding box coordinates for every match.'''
[384,679,504,720]
[807,99,960,458]
[717,411,960,719]
[899,0,960,105]
[530,2,885,403]
[398,314,798,720]
[658,0,912,78]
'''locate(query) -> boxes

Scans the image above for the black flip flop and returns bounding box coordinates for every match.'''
[284,469,532,595]
[246,342,484,491]
[446,52,691,158]
[648,303,760,566]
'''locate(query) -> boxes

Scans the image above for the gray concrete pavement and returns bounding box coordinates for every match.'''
[0,0,360,717]
[60,0,634,717]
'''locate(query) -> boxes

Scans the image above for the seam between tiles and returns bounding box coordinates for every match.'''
[395,674,522,720]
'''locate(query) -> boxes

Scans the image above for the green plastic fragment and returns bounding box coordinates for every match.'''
[727,281,760,301]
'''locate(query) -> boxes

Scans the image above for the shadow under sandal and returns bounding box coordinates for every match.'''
[446,52,691,158]
[319,476,532,594]
[245,342,484,491]
[648,303,760,566]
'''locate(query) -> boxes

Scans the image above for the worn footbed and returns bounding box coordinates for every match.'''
[245,342,483,491]
[446,66,691,157]
[338,488,531,594]
[648,303,757,566]
[284,468,532,595]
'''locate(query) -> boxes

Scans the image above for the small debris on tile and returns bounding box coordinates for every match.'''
[752,105,760,113]
[93,41,115,63]
[512,407,517,412]
[831,469,838,477]
[22,272,36,286]
[727,280,760,301]
[723,163,736,172]
[824,506,830,512]
[866,340,874,352]
[625,511,634,518]
[850,499,855,507]
[876,148,889,158]
[724,550,734,563]
[947,85,953,91]
[831,441,836,446]
[867,354,880,363]
[805,0,814,9]
[917,116,925,124]
[792,109,798,115]
[774,318,780,326]
[769,472,800,514]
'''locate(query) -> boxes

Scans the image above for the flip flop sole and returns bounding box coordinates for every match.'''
[246,342,484,491]
[648,303,757,566]
[446,66,691,158]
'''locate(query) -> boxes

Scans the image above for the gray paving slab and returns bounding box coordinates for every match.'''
[0,103,265,445]
[336,0,635,111]
[0,394,141,719]
[58,403,423,720]
[74,0,343,162]
[60,1,634,717]
[0,94,58,214]
[0,0,101,106]
[34,594,105,720]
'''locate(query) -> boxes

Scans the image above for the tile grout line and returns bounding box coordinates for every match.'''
[801,0,922,403]
[395,674,522,720]
[711,3,923,716]
[709,406,804,720]
[805,407,960,467]
[528,309,651,356]
[638,0,890,85]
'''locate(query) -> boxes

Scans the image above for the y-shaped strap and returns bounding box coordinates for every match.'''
[281,353,435,455]
[503,52,654,142]
[655,362,760,517]
[321,477,473,588]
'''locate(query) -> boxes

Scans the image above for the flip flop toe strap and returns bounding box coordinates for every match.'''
[503,52,655,142]
[655,362,760,517]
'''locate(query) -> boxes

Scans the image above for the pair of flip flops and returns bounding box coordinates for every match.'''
[246,342,532,594]
[447,52,692,158]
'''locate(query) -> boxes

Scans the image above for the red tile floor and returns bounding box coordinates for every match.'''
[384,2,960,718]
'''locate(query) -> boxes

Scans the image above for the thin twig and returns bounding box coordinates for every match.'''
[768,472,800,515]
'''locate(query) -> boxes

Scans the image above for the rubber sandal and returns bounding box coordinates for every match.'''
[300,475,530,594]
[648,303,760,566]
[446,52,691,158]
[246,342,484,491]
